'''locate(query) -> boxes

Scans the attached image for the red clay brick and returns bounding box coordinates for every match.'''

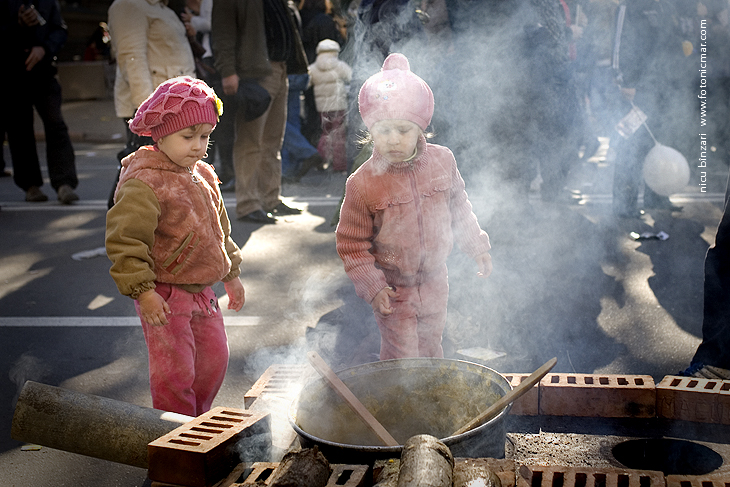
[239,463,369,486]
[326,464,370,487]
[244,365,309,409]
[148,407,270,487]
[504,374,539,416]
[666,475,730,487]
[539,374,656,418]
[516,465,665,487]
[239,462,278,485]
[656,376,730,424]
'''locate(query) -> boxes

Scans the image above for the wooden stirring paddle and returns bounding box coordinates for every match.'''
[306,351,399,447]
[452,357,558,436]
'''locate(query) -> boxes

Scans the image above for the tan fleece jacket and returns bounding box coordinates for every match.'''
[106,147,242,299]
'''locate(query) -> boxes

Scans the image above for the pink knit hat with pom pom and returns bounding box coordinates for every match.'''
[358,53,434,131]
[129,76,222,142]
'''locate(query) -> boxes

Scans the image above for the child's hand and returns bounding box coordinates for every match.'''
[137,289,171,326]
[475,252,493,278]
[372,286,399,316]
[224,278,246,311]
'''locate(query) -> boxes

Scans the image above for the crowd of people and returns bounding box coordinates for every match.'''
[3,0,729,413]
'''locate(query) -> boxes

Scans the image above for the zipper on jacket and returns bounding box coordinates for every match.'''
[407,169,427,277]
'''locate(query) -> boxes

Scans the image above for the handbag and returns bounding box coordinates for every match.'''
[236,79,271,121]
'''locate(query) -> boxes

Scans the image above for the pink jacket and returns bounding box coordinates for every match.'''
[336,136,490,303]
[106,147,242,299]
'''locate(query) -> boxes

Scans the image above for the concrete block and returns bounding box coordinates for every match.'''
[656,376,730,424]
[666,475,730,487]
[504,374,539,416]
[516,465,665,487]
[539,374,656,418]
[148,408,271,487]
[244,364,309,409]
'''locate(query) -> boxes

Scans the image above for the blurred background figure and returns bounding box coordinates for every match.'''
[309,39,352,174]
[299,0,348,148]
[0,0,79,204]
[180,0,238,190]
[106,0,196,208]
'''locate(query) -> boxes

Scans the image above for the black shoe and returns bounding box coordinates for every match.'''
[239,210,276,224]
[295,153,324,180]
[271,202,302,215]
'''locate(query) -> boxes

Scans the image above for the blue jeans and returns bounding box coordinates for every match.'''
[281,74,317,176]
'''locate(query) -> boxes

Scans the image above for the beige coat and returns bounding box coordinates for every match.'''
[309,51,352,113]
[108,0,196,119]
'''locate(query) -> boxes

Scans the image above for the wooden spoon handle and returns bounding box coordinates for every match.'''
[307,351,399,447]
[452,357,557,436]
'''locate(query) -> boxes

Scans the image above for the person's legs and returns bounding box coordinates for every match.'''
[689,171,730,373]
[190,287,229,414]
[137,283,198,415]
[414,266,449,358]
[260,62,288,212]
[32,75,77,194]
[5,71,44,195]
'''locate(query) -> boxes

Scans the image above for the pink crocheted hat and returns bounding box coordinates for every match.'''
[358,53,434,131]
[129,76,222,142]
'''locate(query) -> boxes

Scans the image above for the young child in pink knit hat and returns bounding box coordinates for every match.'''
[105,76,245,416]
[336,54,492,360]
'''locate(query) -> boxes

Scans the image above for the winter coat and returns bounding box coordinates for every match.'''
[108,0,196,119]
[309,51,352,112]
[336,136,490,303]
[211,0,309,80]
[106,147,242,299]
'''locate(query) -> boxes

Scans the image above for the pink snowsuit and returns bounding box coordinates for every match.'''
[336,136,490,359]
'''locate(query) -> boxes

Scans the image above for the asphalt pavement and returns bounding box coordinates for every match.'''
[0,98,728,486]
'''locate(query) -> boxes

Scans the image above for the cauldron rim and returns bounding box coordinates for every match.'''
[288,357,513,454]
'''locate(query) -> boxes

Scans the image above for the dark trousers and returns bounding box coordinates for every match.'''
[691,169,730,369]
[4,68,76,192]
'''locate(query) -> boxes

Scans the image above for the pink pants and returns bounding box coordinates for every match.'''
[136,283,229,416]
[375,266,449,360]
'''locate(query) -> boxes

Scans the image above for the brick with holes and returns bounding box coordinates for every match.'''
[656,375,730,424]
[516,465,665,487]
[666,475,730,487]
[539,374,656,418]
[239,463,369,487]
[148,407,271,487]
[244,365,309,409]
[503,374,539,416]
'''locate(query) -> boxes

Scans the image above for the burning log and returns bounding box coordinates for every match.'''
[264,446,331,487]
[397,435,454,487]
[453,459,502,487]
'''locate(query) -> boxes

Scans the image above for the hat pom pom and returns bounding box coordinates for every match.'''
[382,53,410,72]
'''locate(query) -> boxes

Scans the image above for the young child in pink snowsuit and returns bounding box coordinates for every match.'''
[336,54,492,360]
[106,76,245,416]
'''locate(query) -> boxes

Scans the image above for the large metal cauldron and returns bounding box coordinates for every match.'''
[288,358,512,464]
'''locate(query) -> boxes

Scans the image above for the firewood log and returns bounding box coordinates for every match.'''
[396,435,454,487]
[453,459,502,487]
[266,446,331,487]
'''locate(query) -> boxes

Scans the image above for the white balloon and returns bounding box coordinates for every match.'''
[643,143,690,196]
